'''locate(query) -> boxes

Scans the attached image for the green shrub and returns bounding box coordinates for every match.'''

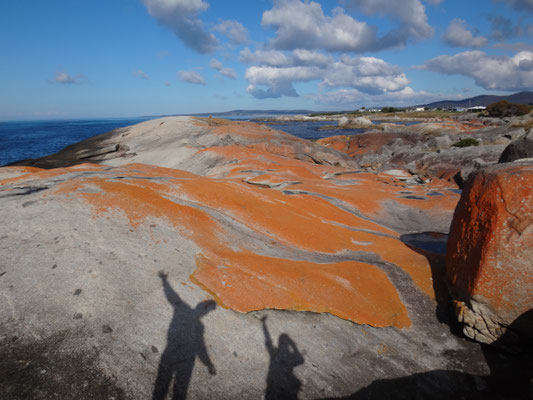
[452,138,480,148]
[486,100,530,118]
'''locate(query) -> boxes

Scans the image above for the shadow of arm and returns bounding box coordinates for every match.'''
[197,334,216,375]
[261,316,275,357]
[158,271,181,305]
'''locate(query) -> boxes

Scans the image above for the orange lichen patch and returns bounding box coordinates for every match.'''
[198,146,331,181]
[318,132,407,158]
[438,119,485,132]
[194,118,296,141]
[0,166,42,185]
[55,175,225,244]
[112,163,198,180]
[49,165,413,327]
[192,250,410,328]
[196,144,459,234]
[316,136,351,153]
[176,177,398,252]
[358,232,435,298]
[44,160,444,301]
[293,179,390,216]
[0,164,105,186]
[447,164,533,315]
[198,142,458,226]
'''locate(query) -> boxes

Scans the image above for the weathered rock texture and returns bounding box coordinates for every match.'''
[0,117,523,398]
[499,129,533,163]
[446,162,533,345]
[317,117,527,186]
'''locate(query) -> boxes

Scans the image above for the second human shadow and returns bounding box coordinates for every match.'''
[261,316,305,400]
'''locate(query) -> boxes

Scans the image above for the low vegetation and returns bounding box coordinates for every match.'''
[486,100,530,118]
[381,107,404,113]
[453,138,480,148]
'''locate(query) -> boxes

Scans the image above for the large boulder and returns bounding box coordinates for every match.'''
[499,130,533,163]
[446,162,533,345]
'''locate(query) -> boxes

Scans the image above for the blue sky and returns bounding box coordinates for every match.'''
[1,0,532,119]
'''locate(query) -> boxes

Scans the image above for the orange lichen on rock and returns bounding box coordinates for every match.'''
[2,116,465,328]
[198,145,329,181]
[47,165,413,327]
[317,133,396,158]
[0,165,95,186]
[193,251,410,328]
[446,162,533,342]
[447,163,533,313]
[315,136,351,153]
[194,118,295,142]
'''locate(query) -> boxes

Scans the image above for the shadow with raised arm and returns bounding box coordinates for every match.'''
[261,316,305,400]
[153,271,217,400]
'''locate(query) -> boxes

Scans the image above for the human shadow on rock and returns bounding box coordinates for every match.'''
[323,309,533,400]
[152,271,216,400]
[261,316,305,400]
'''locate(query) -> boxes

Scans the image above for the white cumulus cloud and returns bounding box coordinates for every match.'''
[246,65,323,98]
[213,20,249,45]
[422,50,533,91]
[311,87,436,106]
[243,49,413,99]
[48,71,86,84]
[209,59,237,79]
[261,0,382,52]
[142,0,217,54]
[443,19,488,48]
[346,0,434,41]
[240,48,333,68]
[260,0,435,53]
[178,70,207,85]
[132,69,150,80]
[321,56,410,94]
[240,48,292,67]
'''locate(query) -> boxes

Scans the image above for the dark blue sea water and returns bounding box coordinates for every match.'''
[0,116,383,167]
[260,120,366,140]
[0,117,155,166]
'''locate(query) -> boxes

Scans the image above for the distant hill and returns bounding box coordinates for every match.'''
[421,91,533,109]
[192,109,316,117]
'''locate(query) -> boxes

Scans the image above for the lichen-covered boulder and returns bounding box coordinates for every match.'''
[446,162,533,345]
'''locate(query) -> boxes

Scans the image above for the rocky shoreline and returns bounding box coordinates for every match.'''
[1,116,531,399]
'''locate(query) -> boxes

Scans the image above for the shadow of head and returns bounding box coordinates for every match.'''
[277,334,305,366]
[195,300,216,317]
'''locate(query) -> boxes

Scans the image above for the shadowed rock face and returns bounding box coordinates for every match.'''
[446,162,533,345]
[499,130,533,163]
[0,117,515,398]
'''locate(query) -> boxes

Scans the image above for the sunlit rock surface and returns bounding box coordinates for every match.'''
[316,118,518,185]
[0,117,511,398]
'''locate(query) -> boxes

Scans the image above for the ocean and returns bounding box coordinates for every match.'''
[0,117,155,167]
[0,116,368,167]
